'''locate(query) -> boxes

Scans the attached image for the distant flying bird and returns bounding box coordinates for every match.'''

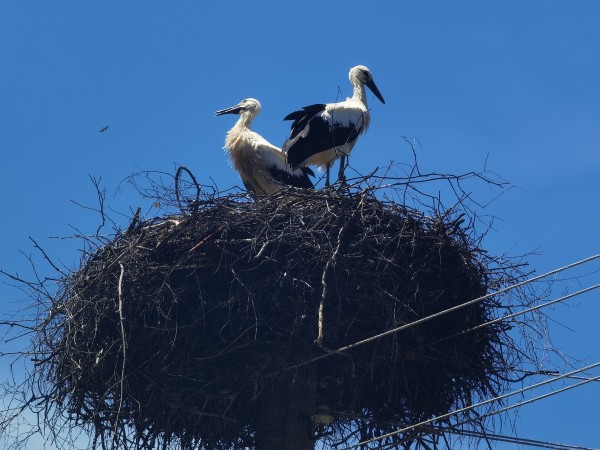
[99,125,109,133]
[215,98,314,195]
[283,65,385,185]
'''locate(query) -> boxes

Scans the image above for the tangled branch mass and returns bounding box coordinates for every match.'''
[25,174,527,450]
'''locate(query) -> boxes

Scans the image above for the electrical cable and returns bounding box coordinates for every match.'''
[273,254,600,375]
[446,426,599,450]
[329,412,600,450]
[341,363,600,449]
[397,283,600,365]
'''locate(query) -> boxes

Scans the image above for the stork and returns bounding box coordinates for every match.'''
[283,65,385,186]
[215,98,314,195]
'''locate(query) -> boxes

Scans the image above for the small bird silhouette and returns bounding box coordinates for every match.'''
[99,125,109,133]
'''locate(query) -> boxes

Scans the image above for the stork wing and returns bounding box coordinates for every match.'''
[283,111,360,168]
[254,138,314,190]
[266,165,314,189]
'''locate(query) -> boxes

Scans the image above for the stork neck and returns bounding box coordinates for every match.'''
[351,81,368,107]
[235,111,255,129]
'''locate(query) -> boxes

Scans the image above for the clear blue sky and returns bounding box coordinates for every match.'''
[1,1,599,449]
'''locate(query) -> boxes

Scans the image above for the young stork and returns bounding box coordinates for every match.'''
[283,65,385,185]
[215,98,314,195]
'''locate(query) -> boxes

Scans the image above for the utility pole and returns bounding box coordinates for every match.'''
[255,378,316,450]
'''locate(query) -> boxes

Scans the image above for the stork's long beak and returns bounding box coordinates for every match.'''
[215,104,244,116]
[365,79,385,104]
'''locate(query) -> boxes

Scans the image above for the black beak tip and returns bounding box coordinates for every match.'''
[366,80,385,105]
[215,106,243,116]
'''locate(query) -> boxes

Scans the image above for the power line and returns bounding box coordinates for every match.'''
[274,254,600,374]
[336,253,600,352]
[341,362,600,449]
[400,283,600,364]
[482,373,600,421]
[440,283,600,340]
[370,426,599,450]
[329,414,600,450]
[354,284,600,392]
[347,370,600,448]
[442,427,599,450]
[333,279,600,449]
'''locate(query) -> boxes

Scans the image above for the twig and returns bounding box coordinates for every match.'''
[175,165,201,215]
[316,194,366,346]
[113,262,127,444]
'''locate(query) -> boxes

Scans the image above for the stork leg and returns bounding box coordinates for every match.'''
[337,153,347,185]
[325,163,331,187]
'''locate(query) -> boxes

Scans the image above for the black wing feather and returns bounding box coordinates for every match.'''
[285,116,360,168]
[284,104,327,140]
[303,166,315,177]
[267,165,314,189]
[242,180,256,194]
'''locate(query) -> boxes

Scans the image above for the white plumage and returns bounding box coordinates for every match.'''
[283,65,385,185]
[215,98,313,195]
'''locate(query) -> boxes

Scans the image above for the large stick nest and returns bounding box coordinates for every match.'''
[33,175,524,450]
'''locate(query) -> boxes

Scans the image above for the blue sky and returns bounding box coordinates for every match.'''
[1,1,599,448]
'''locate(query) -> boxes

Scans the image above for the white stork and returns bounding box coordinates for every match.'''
[283,65,385,185]
[215,98,314,195]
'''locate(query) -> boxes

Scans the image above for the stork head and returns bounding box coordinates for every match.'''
[349,65,385,104]
[215,98,262,120]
